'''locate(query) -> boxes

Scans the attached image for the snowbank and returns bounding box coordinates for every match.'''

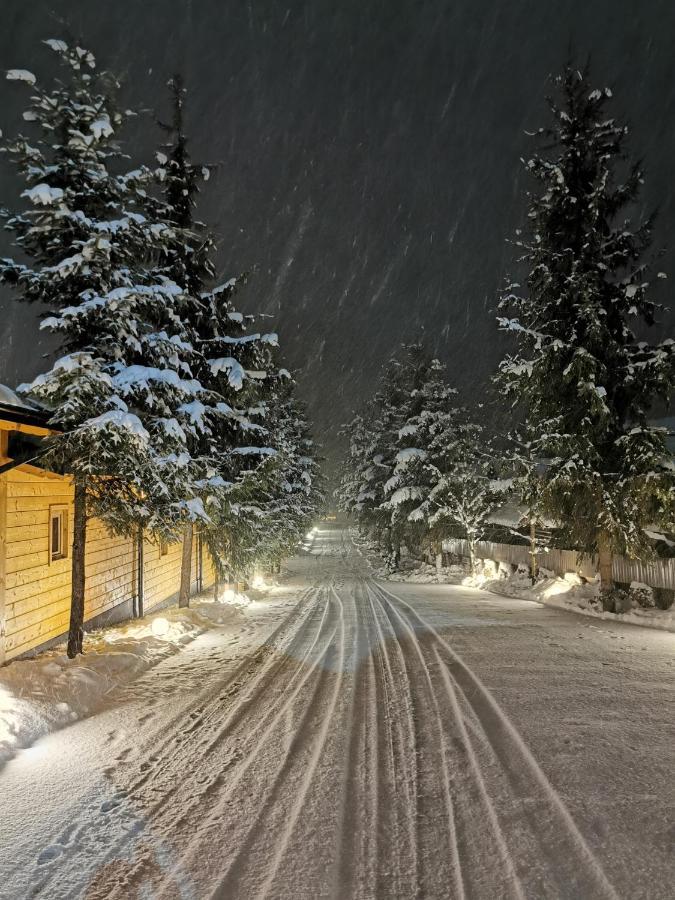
[467,568,675,633]
[377,560,467,584]
[358,525,675,633]
[0,595,247,769]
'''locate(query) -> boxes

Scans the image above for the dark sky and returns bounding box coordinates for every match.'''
[1,0,673,472]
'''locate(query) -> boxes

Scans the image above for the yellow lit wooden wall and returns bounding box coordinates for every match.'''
[0,465,215,663]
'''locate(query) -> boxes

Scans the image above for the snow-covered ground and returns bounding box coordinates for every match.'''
[365,537,675,634]
[0,590,254,769]
[0,526,673,899]
[473,568,675,633]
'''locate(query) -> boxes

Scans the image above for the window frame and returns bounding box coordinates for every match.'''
[49,504,69,563]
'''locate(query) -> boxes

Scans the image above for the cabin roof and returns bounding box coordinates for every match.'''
[0,383,51,432]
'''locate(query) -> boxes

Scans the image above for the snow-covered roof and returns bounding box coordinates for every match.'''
[0,383,36,411]
[0,383,49,432]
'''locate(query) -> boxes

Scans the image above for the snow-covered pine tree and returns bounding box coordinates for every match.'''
[498,65,674,598]
[382,353,465,559]
[1,41,204,655]
[426,422,507,575]
[154,75,284,603]
[335,414,370,520]
[352,350,413,561]
[253,382,323,572]
[154,74,218,607]
[205,367,323,581]
[338,343,455,566]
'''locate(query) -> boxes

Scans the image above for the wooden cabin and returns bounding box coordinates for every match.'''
[0,385,215,665]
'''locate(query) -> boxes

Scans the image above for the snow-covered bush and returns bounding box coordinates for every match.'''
[601,589,632,614]
[629,582,655,609]
[498,561,513,579]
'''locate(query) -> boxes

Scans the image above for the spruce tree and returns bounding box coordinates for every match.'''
[382,354,465,558]
[498,65,674,598]
[154,75,283,602]
[426,423,507,574]
[1,41,203,655]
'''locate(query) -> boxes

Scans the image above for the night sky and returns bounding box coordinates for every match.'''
[1,0,673,472]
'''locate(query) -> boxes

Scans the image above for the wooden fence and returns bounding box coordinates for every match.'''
[441,537,675,591]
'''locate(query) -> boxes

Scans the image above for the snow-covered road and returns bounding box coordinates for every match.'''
[0,526,673,899]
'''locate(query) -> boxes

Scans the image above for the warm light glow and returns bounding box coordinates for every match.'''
[251,574,266,590]
[151,617,170,637]
[221,588,236,603]
[462,574,486,587]
[541,581,572,599]
[0,686,16,744]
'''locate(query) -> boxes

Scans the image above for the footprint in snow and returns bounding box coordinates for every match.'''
[37,846,63,865]
[53,823,76,848]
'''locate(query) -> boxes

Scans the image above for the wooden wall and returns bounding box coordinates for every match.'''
[0,466,215,663]
[3,467,75,660]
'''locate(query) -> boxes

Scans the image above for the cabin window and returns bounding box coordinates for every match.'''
[49,506,68,562]
[159,541,168,558]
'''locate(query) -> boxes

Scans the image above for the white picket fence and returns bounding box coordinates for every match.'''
[441,538,675,591]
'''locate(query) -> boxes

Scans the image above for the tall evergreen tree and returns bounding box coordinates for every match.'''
[1,41,204,655]
[347,346,421,560]
[154,75,281,603]
[201,368,323,581]
[498,65,674,597]
[426,423,507,574]
[382,354,465,557]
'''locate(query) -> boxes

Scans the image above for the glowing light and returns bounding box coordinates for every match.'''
[221,588,236,603]
[251,574,266,590]
[462,574,486,587]
[151,617,170,637]
[541,581,572,599]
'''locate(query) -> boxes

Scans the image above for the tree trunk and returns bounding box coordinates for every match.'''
[393,539,400,570]
[214,566,220,601]
[529,518,538,585]
[597,529,614,594]
[179,522,193,608]
[67,474,88,659]
[468,536,477,576]
[136,525,145,618]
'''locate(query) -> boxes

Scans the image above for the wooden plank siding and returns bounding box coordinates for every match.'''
[0,467,6,666]
[3,468,75,659]
[1,467,216,662]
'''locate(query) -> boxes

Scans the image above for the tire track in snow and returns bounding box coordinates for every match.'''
[361,577,421,897]
[328,577,378,900]
[87,584,338,900]
[156,580,345,898]
[27,584,329,900]
[240,585,347,900]
[375,579,621,900]
[367,579,470,900]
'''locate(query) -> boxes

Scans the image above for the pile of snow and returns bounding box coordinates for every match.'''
[377,560,468,584]
[466,565,675,633]
[0,601,243,769]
